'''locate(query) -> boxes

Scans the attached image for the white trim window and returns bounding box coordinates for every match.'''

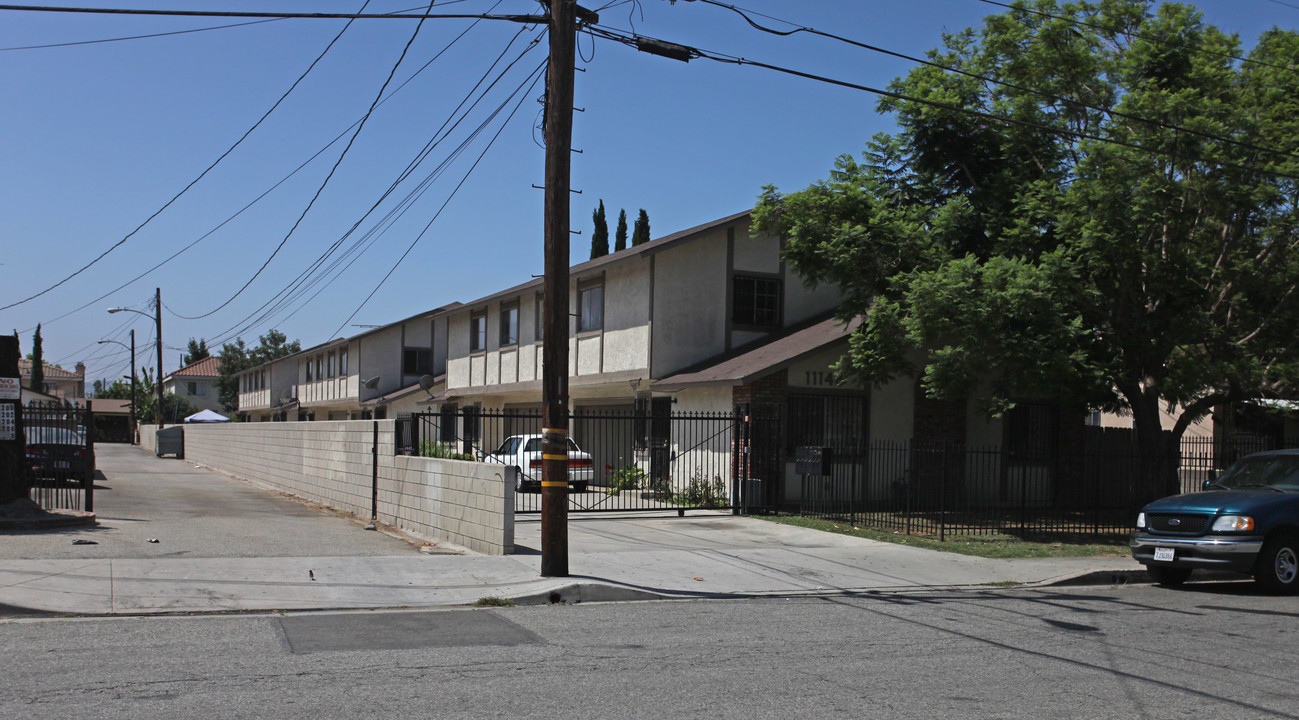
[578,283,603,332]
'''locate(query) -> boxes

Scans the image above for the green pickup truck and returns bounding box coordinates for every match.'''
[1131,450,1299,594]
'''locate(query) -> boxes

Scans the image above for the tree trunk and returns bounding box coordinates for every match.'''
[1129,391,1182,501]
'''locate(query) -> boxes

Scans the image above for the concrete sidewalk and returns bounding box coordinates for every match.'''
[0,513,1143,616]
[0,446,1144,617]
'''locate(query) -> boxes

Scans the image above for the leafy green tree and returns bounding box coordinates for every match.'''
[215,339,248,413]
[95,378,133,400]
[631,209,651,246]
[590,200,610,259]
[614,209,628,252]
[215,330,301,413]
[183,338,210,366]
[754,0,1299,496]
[250,329,300,364]
[130,368,196,424]
[27,324,43,391]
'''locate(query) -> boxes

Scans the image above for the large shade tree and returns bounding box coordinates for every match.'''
[755,0,1299,495]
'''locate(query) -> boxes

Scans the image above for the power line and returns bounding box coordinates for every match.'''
[31,3,507,337]
[0,4,546,22]
[685,0,1299,166]
[0,2,457,51]
[328,59,549,337]
[210,36,548,349]
[172,1,465,323]
[0,16,285,51]
[585,25,1299,182]
[188,18,544,347]
[0,2,545,314]
[0,0,374,313]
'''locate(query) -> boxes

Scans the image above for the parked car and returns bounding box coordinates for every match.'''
[24,425,91,484]
[485,434,593,493]
[1130,449,1299,593]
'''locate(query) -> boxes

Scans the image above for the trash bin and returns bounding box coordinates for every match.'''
[156,425,184,459]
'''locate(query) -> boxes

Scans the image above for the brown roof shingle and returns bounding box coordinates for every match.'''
[169,356,221,378]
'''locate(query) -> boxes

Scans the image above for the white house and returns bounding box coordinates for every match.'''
[163,356,223,414]
[236,305,459,422]
[229,209,1143,508]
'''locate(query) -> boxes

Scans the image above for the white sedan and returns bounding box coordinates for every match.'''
[485,435,593,493]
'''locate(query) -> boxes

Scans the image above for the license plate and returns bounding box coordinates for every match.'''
[54,461,70,470]
[1153,547,1175,562]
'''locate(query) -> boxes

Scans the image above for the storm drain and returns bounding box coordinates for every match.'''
[277,610,540,654]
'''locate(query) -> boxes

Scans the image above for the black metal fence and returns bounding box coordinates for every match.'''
[392,405,1299,537]
[397,408,780,514]
[23,403,95,513]
[798,440,1146,540]
[797,431,1299,540]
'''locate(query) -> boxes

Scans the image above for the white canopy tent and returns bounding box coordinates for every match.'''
[183,409,230,423]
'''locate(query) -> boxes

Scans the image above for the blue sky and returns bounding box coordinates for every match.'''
[0,0,1293,388]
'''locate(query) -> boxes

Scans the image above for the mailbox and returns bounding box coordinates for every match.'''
[795,446,833,476]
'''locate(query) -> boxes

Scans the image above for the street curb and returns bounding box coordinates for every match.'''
[1041,569,1149,587]
[0,510,96,532]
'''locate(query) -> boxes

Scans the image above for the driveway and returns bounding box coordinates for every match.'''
[0,443,431,561]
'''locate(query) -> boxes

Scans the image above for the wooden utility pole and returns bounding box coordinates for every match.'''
[154,287,165,429]
[540,0,585,578]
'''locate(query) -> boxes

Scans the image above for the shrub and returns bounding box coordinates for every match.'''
[677,471,728,507]
[607,464,647,495]
[421,441,474,461]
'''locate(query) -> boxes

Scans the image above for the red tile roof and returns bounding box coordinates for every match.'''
[169,356,221,378]
[18,358,82,380]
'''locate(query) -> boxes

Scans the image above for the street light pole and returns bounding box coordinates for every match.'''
[97,329,136,445]
[107,287,164,429]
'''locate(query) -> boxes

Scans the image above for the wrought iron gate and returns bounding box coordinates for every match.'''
[400,407,780,515]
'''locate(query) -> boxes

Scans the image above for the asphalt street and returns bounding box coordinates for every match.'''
[2,583,1295,719]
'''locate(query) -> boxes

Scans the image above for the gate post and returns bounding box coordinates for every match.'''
[0,335,27,505]
[84,401,95,513]
[733,404,749,515]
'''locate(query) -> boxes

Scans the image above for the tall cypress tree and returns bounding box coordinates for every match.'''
[614,209,628,252]
[590,200,609,259]
[28,324,44,391]
[631,209,651,246]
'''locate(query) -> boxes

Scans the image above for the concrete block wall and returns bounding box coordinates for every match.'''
[140,421,514,555]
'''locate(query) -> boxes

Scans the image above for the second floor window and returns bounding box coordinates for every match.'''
[403,347,432,376]
[340,348,348,376]
[500,305,519,347]
[733,275,781,327]
[579,284,603,332]
[470,313,487,353]
[328,352,336,378]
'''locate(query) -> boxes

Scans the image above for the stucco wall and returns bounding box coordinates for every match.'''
[140,421,514,555]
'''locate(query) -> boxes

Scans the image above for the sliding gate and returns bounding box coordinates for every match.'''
[401,407,779,514]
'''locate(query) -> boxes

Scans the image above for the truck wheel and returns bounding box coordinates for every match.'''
[572,481,588,493]
[1255,536,1299,594]
[1147,566,1191,586]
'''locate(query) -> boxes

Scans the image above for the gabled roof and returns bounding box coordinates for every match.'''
[457,210,753,311]
[18,358,82,380]
[652,314,861,391]
[168,356,220,379]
